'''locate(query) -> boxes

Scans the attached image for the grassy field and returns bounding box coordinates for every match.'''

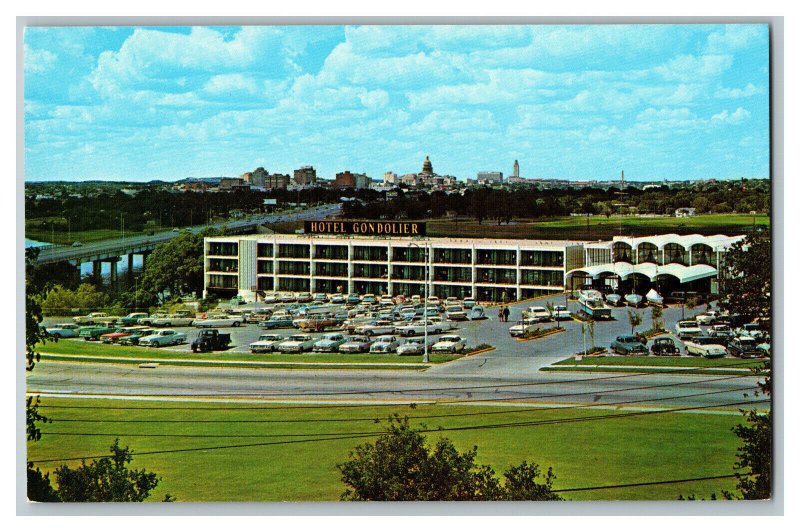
[427,214,770,241]
[27,397,748,502]
[36,340,463,365]
[25,217,155,245]
[554,356,766,369]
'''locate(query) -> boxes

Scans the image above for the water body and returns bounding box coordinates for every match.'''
[25,239,51,248]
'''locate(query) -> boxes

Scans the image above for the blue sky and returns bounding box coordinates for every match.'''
[23,24,769,182]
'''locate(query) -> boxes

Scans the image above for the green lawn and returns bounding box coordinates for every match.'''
[554,356,766,369]
[27,397,748,502]
[36,340,463,365]
[26,217,153,245]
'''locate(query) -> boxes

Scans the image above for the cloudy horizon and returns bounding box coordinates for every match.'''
[23,24,770,182]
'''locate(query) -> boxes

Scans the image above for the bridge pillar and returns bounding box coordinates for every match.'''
[92,260,102,283]
[109,260,118,284]
[127,254,134,282]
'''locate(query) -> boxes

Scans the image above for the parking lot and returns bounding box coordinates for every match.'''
[40,293,749,371]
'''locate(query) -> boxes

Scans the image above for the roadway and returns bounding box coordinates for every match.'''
[27,357,761,411]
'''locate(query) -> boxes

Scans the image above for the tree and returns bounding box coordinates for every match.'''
[650,305,663,332]
[627,309,643,335]
[337,415,561,501]
[53,439,170,502]
[720,231,771,333]
[39,283,109,316]
[140,230,218,301]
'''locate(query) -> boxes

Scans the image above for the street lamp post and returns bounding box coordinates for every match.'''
[408,241,430,363]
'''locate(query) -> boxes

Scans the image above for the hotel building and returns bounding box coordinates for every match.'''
[203,233,744,302]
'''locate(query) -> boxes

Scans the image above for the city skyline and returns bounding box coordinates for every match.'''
[24,24,770,182]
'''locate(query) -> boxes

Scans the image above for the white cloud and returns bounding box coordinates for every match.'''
[203,74,258,95]
[24,43,57,75]
[711,107,751,124]
[714,83,764,99]
[706,25,765,53]
[654,54,733,82]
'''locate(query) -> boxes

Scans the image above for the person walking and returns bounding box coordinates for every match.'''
[497,306,504,322]
[503,306,510,323]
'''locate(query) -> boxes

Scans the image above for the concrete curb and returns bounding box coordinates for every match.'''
[514,327,566,342]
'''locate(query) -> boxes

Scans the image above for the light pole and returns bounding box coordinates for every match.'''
[121,213,125,244]
[408,241,430,363]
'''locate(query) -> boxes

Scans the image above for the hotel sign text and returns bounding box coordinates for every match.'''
[304,221,426,236]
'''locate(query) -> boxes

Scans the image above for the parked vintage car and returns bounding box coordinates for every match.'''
[116,313,149,326]
[296,292,313,303]
[650,337,680,356]
[137,313,168,326]
[338,335,374,353]
[150,314,196,327]
[193,314,242,328]
[118,329,155,345]
[259,317,295,329]
[684,336,727,358]
[445,305,468,321]
[79,325,117,341]
[396,338,428,356]
[355,320,397,336]
[757,342,771,357]
[462,297,477,309]
[312,333,348,352]
[727,336,763,358]
[73,312,113,325]
[708,324,735,343]
[508,319,540,338]
[552,305,572,320]
[100,326,148,344]
[695,311,719,325]
[610,335,648,355]
[296,314,339,332]
[330,294,346,304]
[468,305,487,320]
[191,329,232,353]
[675,320,703,339]
[395,319,442,336]
[45,323,81,339]
[431,335,466,354]
[277,334,317,353]
[735,323,766,341]
[526,306,551,322]
[249,334,285,353]
[369,335,401,353]
[139,329,187,347]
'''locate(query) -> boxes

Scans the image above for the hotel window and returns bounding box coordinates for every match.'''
[476,268,516,284]
[208,274,238,289]
[208,258,238,272]
[257,260,273,274]
[257,243,274,257]
[209,242,238,256]
[352,246,388,261]
[434,266,471,283]
[315,262,348,277]
[477,249,516,265]
[278,243,310,258]
[521,270,563,286]
[314,245,348,260]
[433,248,472,264]
[278,261,310,275]
[353,263,388,278]
[520,250,563,267]
[391,247,426,262]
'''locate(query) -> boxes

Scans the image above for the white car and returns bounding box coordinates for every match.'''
[45,323,81,338]
[695,311,719,325]
[312,333,348,352]
[370,335,401,353]
[193,315,243,328]
[277,334,317,353]
[526,306,551,322]
[396,338,428,356]
[395,319,448,336]
[150,314,195,327]
[445,305,468,321]
[463,297,477,309]
[427,316,453,332]
[509,319,540,337]
[139,329,187,347]
[552,305,571,320]
[684,339,727,358]
[675,320,702,339]
[431,335,466,353]
[249,334,285,353]
[355,320,397,336]
[338,335,374,353]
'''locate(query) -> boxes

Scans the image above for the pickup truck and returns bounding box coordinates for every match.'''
[150,314,196,327]
[79,325,117,341]
[191,329,232,353]
[684,336,727,358]
[139,329,187,347]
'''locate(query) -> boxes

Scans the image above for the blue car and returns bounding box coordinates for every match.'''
[259,318,296,329]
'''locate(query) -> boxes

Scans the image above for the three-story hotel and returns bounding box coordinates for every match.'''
[203,232,744,303]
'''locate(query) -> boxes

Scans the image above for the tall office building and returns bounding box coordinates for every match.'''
[513,160,520,178]
[294,166,317,186]
[477,171,503,184]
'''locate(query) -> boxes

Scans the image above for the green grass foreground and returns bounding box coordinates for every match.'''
[35,340,462,365]
[27,397,746,502]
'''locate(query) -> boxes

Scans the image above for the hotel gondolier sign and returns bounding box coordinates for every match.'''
[304,221,426,236]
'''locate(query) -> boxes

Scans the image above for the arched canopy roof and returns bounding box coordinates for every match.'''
[567,262,718,284]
